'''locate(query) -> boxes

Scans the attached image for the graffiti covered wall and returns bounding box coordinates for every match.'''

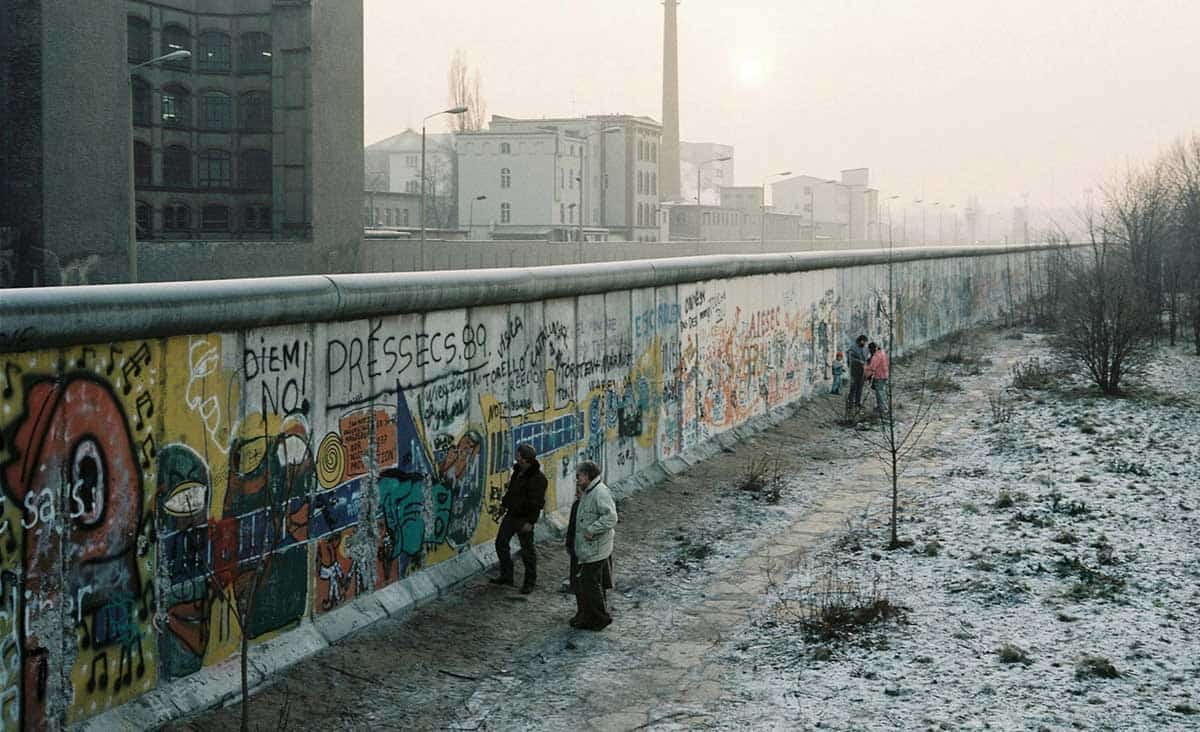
[0,252,1029,728]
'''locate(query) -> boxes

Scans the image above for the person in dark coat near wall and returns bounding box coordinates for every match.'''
[489,444,547,593]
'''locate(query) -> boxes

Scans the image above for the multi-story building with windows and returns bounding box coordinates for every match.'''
[772,169,879,241]
[680,141,735,206]
[471,114,663,242]
[364,129,458,228]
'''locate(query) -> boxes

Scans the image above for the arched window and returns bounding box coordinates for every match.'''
[135,202,152,237]
[637,171,644,195]
[131,78,151,126]
[162,145,191,187]
[500,142,511,154]
[201,204,230,231]
[636,203,643,227]
[240,91,271,130]
[161,84,191,127]
[240,32,272,73]
[651,173,657,196]
[127,16,151,63]
[240,149,271,191]
[500,203,511,223]
[133,141,151,185]
[651,143,657,162]
[198,149,231,188]
[197,31,231,72]
[161,25,192,69]
[163,202,190,232]
[500,167,511,189]
[568,169,574,189]
[637,140,644,161]
[200,91,232,130]
[560,204,565,224]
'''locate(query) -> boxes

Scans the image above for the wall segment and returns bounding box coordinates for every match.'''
[0,245,1050,729]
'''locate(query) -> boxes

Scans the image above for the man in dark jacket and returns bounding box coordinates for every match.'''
[847,334,870,409]
[489,444,547,593]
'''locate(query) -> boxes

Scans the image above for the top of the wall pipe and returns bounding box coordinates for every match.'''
[0,244,1057,352]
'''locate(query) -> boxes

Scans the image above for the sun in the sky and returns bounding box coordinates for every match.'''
[737,56,764,86]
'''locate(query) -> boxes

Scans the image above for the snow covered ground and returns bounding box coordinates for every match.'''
[727,331,1200,731]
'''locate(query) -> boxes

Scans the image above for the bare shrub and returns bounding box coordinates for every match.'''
[1011,357,1055,389]
[778,563,906,644]
[988,391,1015,423]
[1075,655,1120,680]
[739,452,785,503]
[997,643,1032,665]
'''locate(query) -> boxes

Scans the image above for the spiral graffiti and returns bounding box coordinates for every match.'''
[316,432,346,488]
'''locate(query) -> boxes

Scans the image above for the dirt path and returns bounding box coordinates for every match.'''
[169,329,1015,732]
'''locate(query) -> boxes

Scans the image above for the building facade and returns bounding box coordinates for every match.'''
[0,0,362,285]
[680,141,735,205]
[482,114,664,242]
[364,129,457,228]
[771,169,880,241]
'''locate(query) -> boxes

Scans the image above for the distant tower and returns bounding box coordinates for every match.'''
[660,0,682,201]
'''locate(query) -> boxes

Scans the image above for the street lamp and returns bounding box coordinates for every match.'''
[579,126,622,244]
[420,106,468,247]
[761,170,791,242]
[467,195,487,239]
[128,48,192,283]
[884,194,900,244]
[696,156,731,205]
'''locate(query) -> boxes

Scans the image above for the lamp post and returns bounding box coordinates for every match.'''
[467,195,486,239]
[761,170,792,242]
[420,106,468,247]
[128,48,191,283]
[885,194,900,243]
[696,155,731,205]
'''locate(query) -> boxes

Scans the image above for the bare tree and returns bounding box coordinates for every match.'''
[1101,161,1172,341]
[1166,134,1200,353]
[447,49,487,132]
[1054,203,1156,395]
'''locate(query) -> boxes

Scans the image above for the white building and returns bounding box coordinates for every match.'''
[680,141,735,205]
[470,114,663,242]
[456,127,595,241]
[365,130,457,228]
[772,169,879,241]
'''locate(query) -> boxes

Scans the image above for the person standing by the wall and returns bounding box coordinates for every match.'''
[864,341,890,417]
[830,351,845,395]
[571,461,617,630]
[847,335,870,408]
[489,444,547,593]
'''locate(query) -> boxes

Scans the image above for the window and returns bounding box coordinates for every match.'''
[500,203,511,223]
[500,167,511,188]
[569,205,574,224]
[651,173,657,196]
[405,154,418,168]
[135,202,152,237]
[559,169,564,189]
[637,140,644,161]
[134,142,151,185]
[128,16,151,63]
[560,204,565,224]
[636,203,643,227]
[198,149,231,188]
[650,143,657,162]
[240,149,271,191]
[400,209,410,225]
[198,32,231,72]
[240,32,272,73]
[201,204,230,231]
[500,142,511,154]
[161,85,191,127]
[200,91,232,130]
[637,171,644,195]
[569,169,574,189]
[162,145,191,187]
[163,202,190,232]
[161,25,192,69]
[131,78,151,126]
[240,91,271,130]
[245,205,271,231]
[405,180,419,194]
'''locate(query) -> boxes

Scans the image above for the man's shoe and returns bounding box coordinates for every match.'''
[520,583,535,595]
[489,576,514,586]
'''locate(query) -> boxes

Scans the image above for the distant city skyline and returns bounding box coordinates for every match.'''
[364,0,1200,218]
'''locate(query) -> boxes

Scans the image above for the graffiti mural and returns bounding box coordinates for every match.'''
[0,251,1034,728]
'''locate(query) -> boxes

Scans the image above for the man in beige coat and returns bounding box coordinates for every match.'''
[571,461,617,630]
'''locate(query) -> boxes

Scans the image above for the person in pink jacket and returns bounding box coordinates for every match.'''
[864,342,890,416]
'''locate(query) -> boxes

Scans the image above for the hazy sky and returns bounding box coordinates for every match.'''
[364,0,1200,216]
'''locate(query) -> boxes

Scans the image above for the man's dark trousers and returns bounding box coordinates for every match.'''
[495,513,536,584]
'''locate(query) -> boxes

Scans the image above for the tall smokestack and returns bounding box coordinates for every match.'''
[660,0,681,201]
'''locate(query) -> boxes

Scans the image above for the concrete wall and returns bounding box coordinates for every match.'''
[0,245,1046,728]
[359,236,1011,273]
